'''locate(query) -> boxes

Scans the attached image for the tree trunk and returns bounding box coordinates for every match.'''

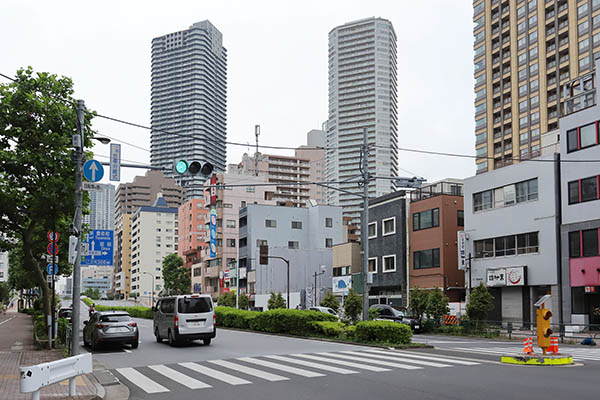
[23,223,50,337]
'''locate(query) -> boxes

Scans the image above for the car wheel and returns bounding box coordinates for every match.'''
[91,334,98,351]
[168,330,176,347]
[155,328,163,343]
[131,338,139,349]
[203,338,211,346]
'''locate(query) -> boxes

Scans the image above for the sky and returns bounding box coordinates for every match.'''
[1,0,475,186]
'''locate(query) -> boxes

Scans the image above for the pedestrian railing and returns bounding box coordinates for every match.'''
[20,352,92,400]
[458,319,600,342]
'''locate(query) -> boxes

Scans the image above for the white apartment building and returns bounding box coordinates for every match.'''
[83,183,115,230]
[0,251,8,282]
[326,17,398,225]
[130,194,179,305]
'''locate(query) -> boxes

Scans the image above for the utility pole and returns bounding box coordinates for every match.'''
[312,267,325,307]
[254,125,260,176]
[361,127,370,321]
[70,99,85,356]
[51,221,56,349]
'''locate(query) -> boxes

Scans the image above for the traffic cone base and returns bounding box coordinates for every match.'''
[523,337,534,354]
[549,337,559,354]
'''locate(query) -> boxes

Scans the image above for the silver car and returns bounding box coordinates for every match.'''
[153,294,216,346]
[83,311,139,351]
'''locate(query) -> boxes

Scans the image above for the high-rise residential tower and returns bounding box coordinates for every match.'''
[473,0,599,174]
[83,183,115,230]
[326,17,398,226]
[150,20,227,198]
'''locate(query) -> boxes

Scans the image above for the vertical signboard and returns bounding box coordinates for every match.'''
[209,208,217,258]
[210,174,217,206]
[458,231,467,270]
[109,143,121,181]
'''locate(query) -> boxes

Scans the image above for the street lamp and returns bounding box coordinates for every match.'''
[228,260,239,309]
[142,271,155,306]
[312,265,326,307]
[91,136,111,145]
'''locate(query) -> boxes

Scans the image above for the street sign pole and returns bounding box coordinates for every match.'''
[51,226,56,349]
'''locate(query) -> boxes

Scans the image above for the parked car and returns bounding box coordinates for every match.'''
[309,306,339,317]
[83,311,139,350]
[370,304,422,332]
[58,307,72,322]
[153,294,216,346]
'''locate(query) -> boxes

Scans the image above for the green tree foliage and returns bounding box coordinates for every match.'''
[319,291,339,311]
[0,282,10,305]
[426,287,450,326]
[267,292,286,310]
[83,288,101,300]
[0,68,92,327]
[368,307,381,320]
[162,254,191,295]
[409,287,429,321]
[343,288,362,323]
[217,292,236,307]
[466,283,495,321]
[238,292,249,310]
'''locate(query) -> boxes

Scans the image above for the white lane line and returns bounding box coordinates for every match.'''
[341,351,451,368]
[319,352,423,370]
[292,353,390,372]
[265,355,359,375]
[363,349,481,366]
[0,316,16,327]
[238,357,325,378]
[148,365,211,389]
[179,362,252,385]
[115,367,169,394]
[208,359,289,382]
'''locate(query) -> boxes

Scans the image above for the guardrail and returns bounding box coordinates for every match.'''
[456,319,600,342]
[20,353,92,400]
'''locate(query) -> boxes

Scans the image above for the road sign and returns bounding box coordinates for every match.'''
[68,236,78,264]
[47,231,59,242]
[83,182,102,191]
[81,229,113,266]
[83,159,104,182]
[109,143,121,181]
[45,255,58,263]
[46,263,58,275]
[47,243,59,256]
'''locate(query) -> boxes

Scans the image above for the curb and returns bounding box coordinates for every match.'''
[500,353,574,366]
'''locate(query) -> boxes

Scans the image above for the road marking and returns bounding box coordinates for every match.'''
[364,349,481,366]
[342,351,452,368]
[0,316,16,327]
[320,352,423,370]
[265,355,359,374]
[148,365,211,389]
[116,367,169,394]
[179,362,252,385]
[238,357,325,378]
[292,353,390,372]
[208,359,289,381]
[123,349,132,353]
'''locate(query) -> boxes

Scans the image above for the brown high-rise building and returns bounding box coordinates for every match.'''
[473,0,599,173]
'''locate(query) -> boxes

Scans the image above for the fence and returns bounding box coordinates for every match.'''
[456,319,600,342]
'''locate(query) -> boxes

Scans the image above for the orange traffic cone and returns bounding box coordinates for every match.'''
[523,337,534,354]
[549,337,559,354]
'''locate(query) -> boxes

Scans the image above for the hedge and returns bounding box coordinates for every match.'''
[249,309,337,335]
[355,320,412,345]
[93,305,153,319]
[214,307,257,329]
[311,321,346,337]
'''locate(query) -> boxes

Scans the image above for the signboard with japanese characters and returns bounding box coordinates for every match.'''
[486,266,526,287]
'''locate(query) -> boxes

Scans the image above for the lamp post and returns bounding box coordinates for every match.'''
[142,271,155,307]
[229,260,239,309]
[312,266,326,307]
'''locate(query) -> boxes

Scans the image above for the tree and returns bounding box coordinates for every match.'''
[466,283,495,321]
[238,293,249,310]
[343,288,362,323]
[217,292,236,307]
[267,292,286,309]
[320,291,339,311]
[409,287,429,321]
[83,288,101,300]
[0,283,10,305]
[426,287,450,326]
[162,254,191,295]
[0,68,92,328]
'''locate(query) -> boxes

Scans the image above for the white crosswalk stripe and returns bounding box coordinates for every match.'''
[292,353,391,372]
[341,350,452,368]
[116,367,169,394]
[179,362,252,385]
[363,349,481,365]
[208,359,289,381]
[319,352,423,370]
[264,355,359,374]
[148,364,211,389]
[238,357,325,377]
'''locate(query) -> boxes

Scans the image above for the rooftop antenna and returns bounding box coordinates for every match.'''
[255,125,260,176]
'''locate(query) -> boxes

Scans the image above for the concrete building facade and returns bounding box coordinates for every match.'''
[150,20,227,198]
[84,183,115,230]
[178,198,208,293]
[81,266,113,297]
[0,251,8,282]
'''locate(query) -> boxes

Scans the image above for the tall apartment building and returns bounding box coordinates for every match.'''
[326,17,398,225]
[0,251,8,282]
[150,20,227,198]
[231,130,326,206]
[113,171,184,299]
[83,183,115,230]
[473,0,600,173]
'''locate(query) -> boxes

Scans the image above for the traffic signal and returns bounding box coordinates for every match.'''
[259,245,269,265]
[174,160,214,176]
[536,308,552,349]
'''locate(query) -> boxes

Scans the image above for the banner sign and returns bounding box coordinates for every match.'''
[209,208,217,258]
[457,231,467,271]
[210,174,217,206]
[486,266,526,287]
[332,276,352,294]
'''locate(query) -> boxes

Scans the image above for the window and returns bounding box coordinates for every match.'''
[241,201,247,208]
[239,216,247,227]
[518,52,527,65]
[476,116,487,129]
[518,36,527,49]
[368,222,377,238]
[581,176,598,202]
[474,59,485,73]
[476,146,487,158]
[475,102,486,114]
[226,239,236,248]
[291,221,303,229]
[226,220,236,228]
[475,232,538,258]
[325,238,333,248]
[531,111,539,123]
[477,160,488,172]
[476,87,486,99]
[239,237,247,248]
[475,178,538,212]
[519,100,528,112]
[383,217,396,235]
[475,73,486,87]
[413,208,439,231]
[457,210,464,226]
[583,229,599,257]
[518,21,527,33]
[414,248,440,269]
[382,255,396,272]
[579,21,589,36]
[325,217,333,228]
[528,15,537,26]
[246,186,255,193]
[288,241,299,249]
[529,30,537,43]
[531,95,539,106]
[519,83,528,97]
[569,231,581,258]
[476,132,487,144]
[568,181,580,204]
[474,30,485,44]
[265,219,277,228]
[519,68,528,80]
[368,257,377,273]
[474,43,485,58]
[580,57,590,70]
[517,232,538,254]
[579,38,590,53]
[530,78,538,91]
[581,123,597,148]
[256,239,267,247]
[517,5,525,18]
[578,3,589,18]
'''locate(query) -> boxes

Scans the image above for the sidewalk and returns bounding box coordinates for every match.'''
[0,312,100,399]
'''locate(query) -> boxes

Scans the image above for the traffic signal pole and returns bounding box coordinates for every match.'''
[361,127,370,321]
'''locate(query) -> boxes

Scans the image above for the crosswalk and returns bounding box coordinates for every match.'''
[113,349,481,394]
[449,345,600,361]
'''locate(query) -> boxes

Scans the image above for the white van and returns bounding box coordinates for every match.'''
[153,294,216,346]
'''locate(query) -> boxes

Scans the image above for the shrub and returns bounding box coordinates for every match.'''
[214,306,258,329]
[343,325,357,339]
[311,321,345,337]
[409,287,429,321]
[82,297,94,307]
[319,292,339,312]
[343,289,362,323]
[267,292,286,310]
[368,308,380,320]
[355,320,412,345]
[249,309,336,335]
[217,292,236,307]
[467,283,495,321]
[238,293,250,310]
[436,325,464,336]
[94,305,153,319]
[426,288,450,327]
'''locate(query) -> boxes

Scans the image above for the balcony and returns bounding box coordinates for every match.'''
[409,181,464,202]
[561,70,597,116]
[205,266,220,278]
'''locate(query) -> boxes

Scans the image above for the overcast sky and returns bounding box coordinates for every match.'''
[1,0,475,185]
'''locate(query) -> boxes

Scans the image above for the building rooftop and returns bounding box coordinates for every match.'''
[409,180,464,203]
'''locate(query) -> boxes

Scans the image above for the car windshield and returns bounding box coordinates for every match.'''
[389,308,406,318]
[178,297,212,314]
[99,314,131,322]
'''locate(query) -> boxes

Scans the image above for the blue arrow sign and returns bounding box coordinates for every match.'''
[83,159,104,182]
[46,263,58,275]
[81,229,113,266]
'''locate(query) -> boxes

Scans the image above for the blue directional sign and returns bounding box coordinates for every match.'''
[46,263,58,275]
[83,159,104,182]
[81,229,113,266]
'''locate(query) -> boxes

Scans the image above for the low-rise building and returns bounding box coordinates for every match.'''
[332,242,360,301]
[81,266,113,297]
[178,198,208,293]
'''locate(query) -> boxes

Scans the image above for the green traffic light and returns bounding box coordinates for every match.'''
[175,160,188,174]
